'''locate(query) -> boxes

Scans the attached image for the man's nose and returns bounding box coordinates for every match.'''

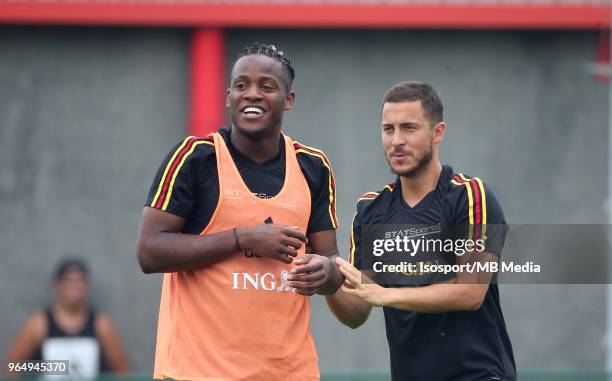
[244,85,263,100]
[391,130,406,146]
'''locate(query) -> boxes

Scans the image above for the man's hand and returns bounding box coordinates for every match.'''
[288,254,335,295]
[336,257,388,307]
[238,224,308,264]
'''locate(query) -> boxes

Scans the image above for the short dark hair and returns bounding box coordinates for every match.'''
[382,82,444,125]
[234,42,295,89]
[54,258,89,281]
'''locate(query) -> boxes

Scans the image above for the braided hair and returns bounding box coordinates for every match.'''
[235,42,295,89]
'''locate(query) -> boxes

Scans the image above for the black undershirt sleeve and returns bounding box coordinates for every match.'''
[296,150,338,234]
[145,137,215,219]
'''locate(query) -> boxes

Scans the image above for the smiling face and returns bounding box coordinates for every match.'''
[226,54,295,142]
[382,101,445,177]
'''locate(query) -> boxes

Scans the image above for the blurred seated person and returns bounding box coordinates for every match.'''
[6,258,129,377]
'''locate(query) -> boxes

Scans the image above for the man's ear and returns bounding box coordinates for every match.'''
[225,88,231,108]
[433,122,446,144]
[284,91,296,110]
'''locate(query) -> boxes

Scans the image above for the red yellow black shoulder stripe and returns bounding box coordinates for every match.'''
[150,135,214,211]
[349,212,358,265]
[358,182,394,202]
[450,173,488,240]
[358,192,379,201]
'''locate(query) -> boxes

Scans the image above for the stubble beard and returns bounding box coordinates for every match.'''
[387,140,434,178]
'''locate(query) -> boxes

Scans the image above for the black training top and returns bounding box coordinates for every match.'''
[350,165,516,381]
[145,126,337,234]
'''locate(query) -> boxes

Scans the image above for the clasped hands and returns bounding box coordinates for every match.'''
[238,223,383,300]
[291,255,387,305]
[236,224,335,296]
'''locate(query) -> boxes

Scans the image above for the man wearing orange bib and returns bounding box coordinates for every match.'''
[137,43,344,381]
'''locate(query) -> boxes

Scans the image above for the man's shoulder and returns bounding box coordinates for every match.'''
[448,172,487,190]
[355,181,396,218]
[167,134,216,163]
[177,134,216,152]
[292,139,332,170]
[446,171,492,201]
[446,171,505,223]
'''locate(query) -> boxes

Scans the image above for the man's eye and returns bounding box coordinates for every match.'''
[235,83,247,90]
[262,85,274,91]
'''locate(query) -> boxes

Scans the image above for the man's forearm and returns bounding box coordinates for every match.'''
[137,229,238,273]
[384,283,488,313]
[325,290,372,329]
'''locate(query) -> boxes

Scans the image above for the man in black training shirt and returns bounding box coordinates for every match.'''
[326,82,516,381]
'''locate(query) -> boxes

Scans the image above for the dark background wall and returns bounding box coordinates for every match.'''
[0,26,607,372]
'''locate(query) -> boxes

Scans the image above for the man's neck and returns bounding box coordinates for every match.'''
[55,303,87,318]
[230,126,281,164]
[399,160,443,208]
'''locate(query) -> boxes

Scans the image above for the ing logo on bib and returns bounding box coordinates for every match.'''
[231,270,292,292]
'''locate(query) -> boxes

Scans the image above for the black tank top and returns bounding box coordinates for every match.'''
[31,308,108,373]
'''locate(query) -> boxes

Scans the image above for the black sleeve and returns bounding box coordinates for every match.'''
[451,178,507,256]
[296,149,338,234]
[348,195,377,269]
[349,212,363,269]
[145,137,214,218]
